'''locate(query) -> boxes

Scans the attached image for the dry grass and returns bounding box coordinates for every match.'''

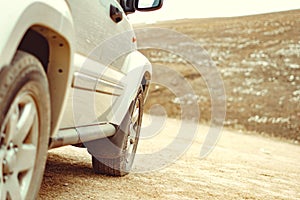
[136,10,300,143]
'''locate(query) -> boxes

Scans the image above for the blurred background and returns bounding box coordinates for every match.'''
[132,0,300,143]
[130,0,300,23]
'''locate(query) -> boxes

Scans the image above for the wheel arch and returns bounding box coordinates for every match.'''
[109,51,152,126]
[141,70,151,102]
[18,25,73,138]
[0,1,75,137]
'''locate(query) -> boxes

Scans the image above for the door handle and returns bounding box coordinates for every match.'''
[110,5,123,23]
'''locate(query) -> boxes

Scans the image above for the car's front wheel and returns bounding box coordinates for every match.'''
[0,51,50,199]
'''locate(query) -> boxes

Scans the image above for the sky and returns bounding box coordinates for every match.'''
[128,0,300,24]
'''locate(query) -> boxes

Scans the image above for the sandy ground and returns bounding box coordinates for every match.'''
[39,115,300,200]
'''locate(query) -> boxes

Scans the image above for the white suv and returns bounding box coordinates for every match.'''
[0,0,162,199]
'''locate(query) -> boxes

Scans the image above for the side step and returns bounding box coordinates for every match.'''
[49,123,116,149]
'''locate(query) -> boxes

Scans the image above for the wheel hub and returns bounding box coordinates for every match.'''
[2,143,18,178]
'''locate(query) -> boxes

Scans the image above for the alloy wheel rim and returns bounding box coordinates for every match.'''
[125,98,141,168]
[0,91,39,200]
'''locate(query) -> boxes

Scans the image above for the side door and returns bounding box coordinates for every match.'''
[60,0,136,128]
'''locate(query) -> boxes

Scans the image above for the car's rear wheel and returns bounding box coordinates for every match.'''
[0,51,50,199]
[89,89,144,176]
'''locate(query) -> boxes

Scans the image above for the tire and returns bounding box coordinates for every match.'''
[0,51,50,199]
[88,89,144,176]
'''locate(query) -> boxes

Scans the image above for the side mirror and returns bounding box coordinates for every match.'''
[120,0,136,14]
[135,0,163,11]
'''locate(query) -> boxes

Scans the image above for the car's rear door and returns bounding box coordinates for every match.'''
[60,0,136,128]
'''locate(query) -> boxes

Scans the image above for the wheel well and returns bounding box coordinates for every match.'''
[18,29,50,71]
[142,71,151,100]
[17,26,72,137]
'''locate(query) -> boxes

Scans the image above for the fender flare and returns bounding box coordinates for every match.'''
[0,0,75,136]
[108,51,152,126]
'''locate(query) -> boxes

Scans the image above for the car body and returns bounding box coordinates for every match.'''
[0,0,162,199]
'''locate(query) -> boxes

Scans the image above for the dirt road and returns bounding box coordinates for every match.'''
[39,115,300,199]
